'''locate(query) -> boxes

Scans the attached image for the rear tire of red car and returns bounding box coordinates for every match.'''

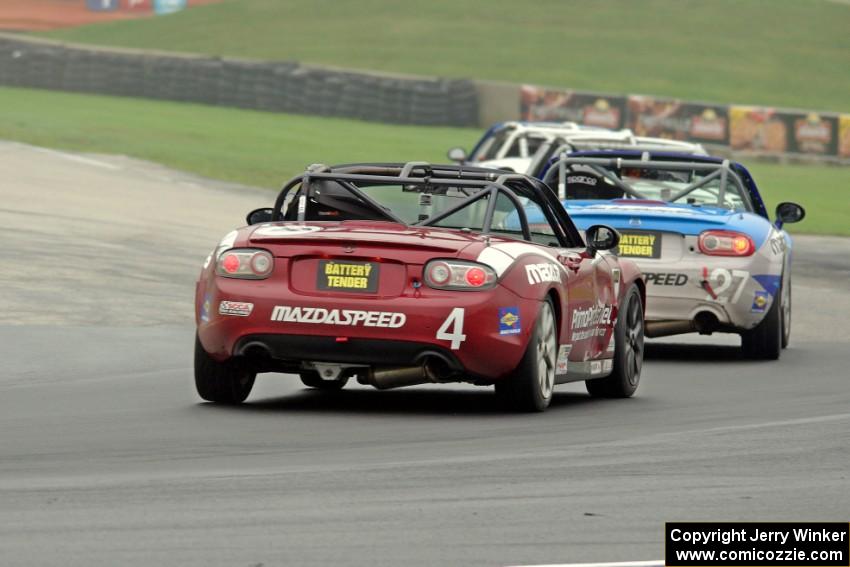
[741,281,782,360]
[495,298,557,412]
[194,334,256,404]
[300,371,348,390]
[586,285,643,398]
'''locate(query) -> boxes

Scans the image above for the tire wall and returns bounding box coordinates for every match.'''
[0,34,479,127]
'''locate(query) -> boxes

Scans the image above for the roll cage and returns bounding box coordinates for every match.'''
[526,136,707,177]
[541,155,755,212]
[271,162,585,248]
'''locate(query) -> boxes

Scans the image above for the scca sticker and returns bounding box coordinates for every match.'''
[498,307,521,335]
[219,301,254,317]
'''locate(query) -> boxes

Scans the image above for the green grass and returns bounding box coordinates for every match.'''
[0,87,478,188]
[1,87,848,235]
[746,162,850,237]
[42,0,850,113]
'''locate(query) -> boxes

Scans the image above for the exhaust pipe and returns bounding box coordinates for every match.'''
[645,320,695,338]
[362,362,442,390]
[645,311,722,338]
[694,311,720,335]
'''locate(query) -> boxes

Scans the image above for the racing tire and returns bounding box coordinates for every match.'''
[586,285,644,398]
[781,277,791,349]
[495,298,558,412]
[741,281,782,360]
[194,334,256,404]
[299,371,349,391]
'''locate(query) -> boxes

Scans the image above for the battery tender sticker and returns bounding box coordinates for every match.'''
[317,260,379,293]
[616,231,662,259]
[498,307,521,335]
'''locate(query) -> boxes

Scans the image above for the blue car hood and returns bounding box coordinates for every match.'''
[562,200,772,248]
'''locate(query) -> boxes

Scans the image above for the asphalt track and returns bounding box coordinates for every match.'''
[1,141,848,567]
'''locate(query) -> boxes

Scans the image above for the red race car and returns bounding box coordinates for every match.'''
[195,163,645,411]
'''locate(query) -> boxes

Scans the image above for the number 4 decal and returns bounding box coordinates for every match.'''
[437,308,467,350]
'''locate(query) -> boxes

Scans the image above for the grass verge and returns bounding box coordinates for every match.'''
[1,87,847,235]
[41,0,850,113]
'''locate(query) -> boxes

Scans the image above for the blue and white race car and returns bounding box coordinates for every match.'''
[532,151,805,359]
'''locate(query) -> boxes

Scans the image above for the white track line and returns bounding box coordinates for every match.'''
[507,561,664,567]
[30,146,121,170]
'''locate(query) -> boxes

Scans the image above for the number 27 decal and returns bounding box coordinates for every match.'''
[437,308,466,350]
[705,268,749,303]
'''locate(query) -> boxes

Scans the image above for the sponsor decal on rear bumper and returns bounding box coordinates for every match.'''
[219,301,254,317]
[270,305,406,328]
[751,291,769,313]
[498,307,521,335]
[645,272,689,286]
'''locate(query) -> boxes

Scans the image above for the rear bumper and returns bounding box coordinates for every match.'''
[196,274,536,380]
[235,334,463,371]
[641,262,779,333]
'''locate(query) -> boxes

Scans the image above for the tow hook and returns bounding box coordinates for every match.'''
[700,267,717,300]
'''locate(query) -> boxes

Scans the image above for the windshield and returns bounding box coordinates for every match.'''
[473,128,512,161]
[473,130,548,161]
[559,164,754,212]
[282,179,563,246]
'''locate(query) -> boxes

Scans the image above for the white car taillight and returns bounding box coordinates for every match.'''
[698,230,755,257]
[424,260,496,291]
[216,249,274,279]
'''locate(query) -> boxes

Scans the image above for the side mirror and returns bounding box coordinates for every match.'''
[775,202,805,229]
[447,147,467,163]
[246,207,274,225]
[585,224,620,257]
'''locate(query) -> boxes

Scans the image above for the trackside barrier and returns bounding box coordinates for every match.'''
[0,34,478,127]
[520,85,850,164]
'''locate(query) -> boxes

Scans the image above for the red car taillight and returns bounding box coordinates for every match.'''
[698,231,755,257]
[216,249,274,279]
[424,260,496,291]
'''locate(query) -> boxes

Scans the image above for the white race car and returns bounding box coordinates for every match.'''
[449,121,705,175]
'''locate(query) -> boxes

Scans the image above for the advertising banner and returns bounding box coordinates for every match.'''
[840,115,850,158]
[153,0,187,14]
[627,95,728,145]
[86,0,120,11]
[520,85,626,129]
[787,111,838,156]
[721,106,841,156]
[122,0,153,12]
[729,106,790,153]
